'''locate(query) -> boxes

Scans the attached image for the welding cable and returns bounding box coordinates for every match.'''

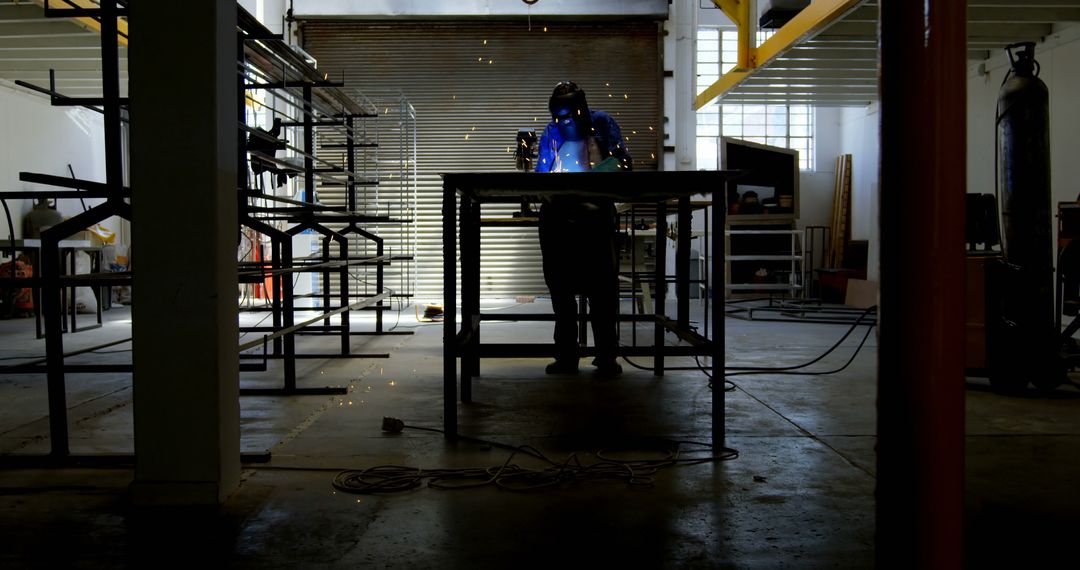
[725,317,876,378]
[725,305,877,374]
[620,305,875,388]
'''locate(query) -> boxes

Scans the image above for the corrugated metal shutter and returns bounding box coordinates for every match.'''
[300,20,662,299]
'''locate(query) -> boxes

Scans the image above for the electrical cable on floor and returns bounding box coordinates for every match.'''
[724,317,875,378]
[724,305,877,375]
[616,305,877,390]
[328,420,737,495]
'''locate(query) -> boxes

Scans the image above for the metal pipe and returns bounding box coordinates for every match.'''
[654,201,666,376]
[237,291,389,353]
[677,196,691,328]
[878,0,966,567]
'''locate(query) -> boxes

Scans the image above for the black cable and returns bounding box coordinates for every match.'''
[618,305,876,389]
[725,305,877,373]
[725,318,875,378]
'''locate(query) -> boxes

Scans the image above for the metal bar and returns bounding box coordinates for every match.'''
[443,179,458,440]
[468,344,718,358]
[713,183,727,447]
[40,203,117,456]
[346,115,357,212]
[0,190,113,200]
[877,0,967,567]
[460,195,477,400]
[12,79,129,119]
[337,234,350,353]
[654,201,667,376]
[302,84,315,204]
[236,255,391,277]
[677,196,691,328]
[376,238,385,332]
[238,353,388,360]
[704,206,710,340]
[18,172,129,195]
[236,291,390,352]
[42,96,131,107]
[99,0,123,207]
[245,81,344,89]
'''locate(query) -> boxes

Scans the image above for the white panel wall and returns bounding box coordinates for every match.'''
[802,107,842,232]
[0,83,113,242]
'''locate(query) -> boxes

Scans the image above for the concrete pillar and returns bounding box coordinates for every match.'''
[673,0,696,172]
[877,0,966,567]
[128,0,240,505]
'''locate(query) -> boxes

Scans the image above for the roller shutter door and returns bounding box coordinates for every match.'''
[300,20,662,299]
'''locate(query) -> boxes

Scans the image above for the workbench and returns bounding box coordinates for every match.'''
[441,171,738,446]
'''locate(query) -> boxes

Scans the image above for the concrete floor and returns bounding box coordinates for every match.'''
[0,299,1078,568]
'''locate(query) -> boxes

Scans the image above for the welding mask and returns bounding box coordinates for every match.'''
[549,82,592,142]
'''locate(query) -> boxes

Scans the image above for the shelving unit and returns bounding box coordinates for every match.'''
[234,9,418,394]
[725,222,804,299]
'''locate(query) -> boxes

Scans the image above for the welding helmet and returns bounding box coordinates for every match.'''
[548,81,592,142]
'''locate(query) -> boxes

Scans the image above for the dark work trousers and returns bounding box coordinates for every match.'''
[539,199,619,365]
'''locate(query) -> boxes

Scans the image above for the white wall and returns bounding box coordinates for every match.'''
[237,0,287,35]
[837,102,881,280]
[0,83,114,243]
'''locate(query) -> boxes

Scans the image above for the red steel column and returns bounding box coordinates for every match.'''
[877,0,966,567]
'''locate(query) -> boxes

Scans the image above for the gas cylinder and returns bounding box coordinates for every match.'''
[991,41,1059,390]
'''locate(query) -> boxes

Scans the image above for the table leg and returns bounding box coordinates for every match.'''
[443,184,458,440]
[654,201,667,376]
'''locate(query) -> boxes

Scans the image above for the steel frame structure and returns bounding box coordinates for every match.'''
[0,3,417,463]
[441,171,734,446]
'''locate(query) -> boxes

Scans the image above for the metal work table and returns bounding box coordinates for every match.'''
[441,171,737,446]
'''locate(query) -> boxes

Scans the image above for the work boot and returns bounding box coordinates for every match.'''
[545,359,579,374]
[592,358,623,376]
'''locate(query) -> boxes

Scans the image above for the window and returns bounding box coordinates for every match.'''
[696,29,814,171]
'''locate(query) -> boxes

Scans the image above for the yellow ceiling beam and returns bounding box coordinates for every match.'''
[696,0,864,110]
[33,0,129,47]
[712,0,754,69]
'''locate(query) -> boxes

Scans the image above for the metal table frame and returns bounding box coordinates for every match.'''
[441,171,736,446]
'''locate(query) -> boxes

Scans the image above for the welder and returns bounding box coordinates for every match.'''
[535,81,631,375]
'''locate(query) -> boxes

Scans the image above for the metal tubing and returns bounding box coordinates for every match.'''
[40,203,120,456]
[654,201,667,376]
[282,236,296,389]
[878,0,966,567]
[339,235,350,353]
[346,115,357,212]
[460,195,478,401]
[237,291,389,353]
[375,238,385,332]
[704,206,710,340]
[713,184,728,447]
[18,172,129,195]
[100,0,123,205]
[677,197,691,328]
[442,180,458,440]
[302,84,315,203]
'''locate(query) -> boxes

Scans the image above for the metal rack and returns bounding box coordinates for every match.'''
[0,3,418,462]
[724,224,804,299]
[234,9,417,395]
[0,1,134,461]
